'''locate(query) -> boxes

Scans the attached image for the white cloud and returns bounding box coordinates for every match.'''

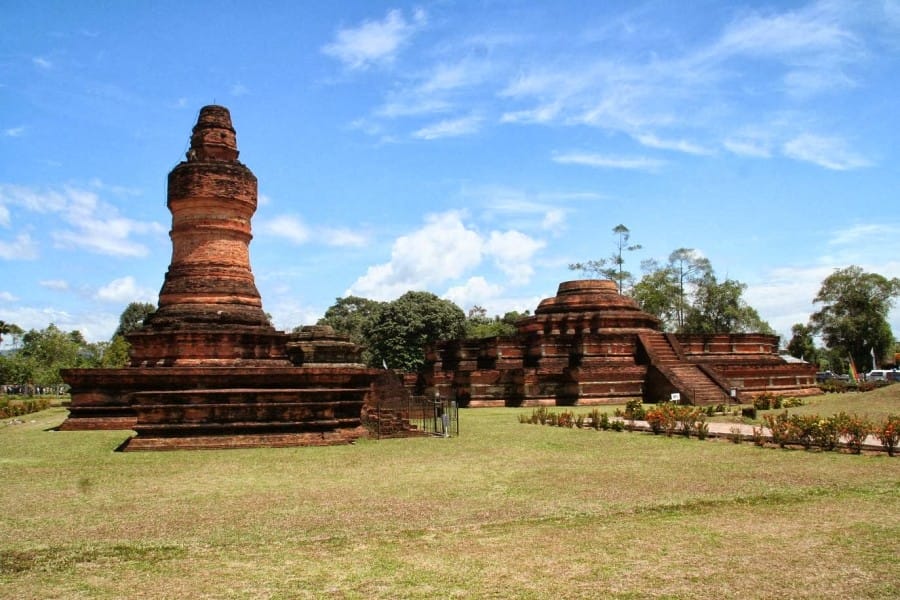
[230,83,249,96]
[260,215,369,247]
[39,279,69,291]
[261,215,311,244]
[0,291,17,302]
[32,56,52,69]
[828,223,900,246]
[634,133,712,156]
[782,134,871,170]
[486,230,545,285]
[95,276,157,304]
[4,126,25,137]
[322,8,426,70]
[443,276,504,309]
[348,211,484,300]
[541,209,566,234]
[412,115,482,140]
[723,137,772,158]
[0,233,38,260]
[0,184,164,257]
[552,152,664,171]
[320,227,368,248]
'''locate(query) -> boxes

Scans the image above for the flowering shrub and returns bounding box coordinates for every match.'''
[811,416,841,451]
[875,415,900,457]
[624,399,646,420]
[763,411,792,448]
[836,412,871,455]
[788,414,819,450]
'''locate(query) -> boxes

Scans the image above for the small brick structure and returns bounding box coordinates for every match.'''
[420,280,818,407]
[61,106,408,450]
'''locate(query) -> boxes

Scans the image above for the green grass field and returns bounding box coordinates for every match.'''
[2,391,898,599]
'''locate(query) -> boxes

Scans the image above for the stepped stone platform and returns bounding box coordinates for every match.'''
[420,280,818,407]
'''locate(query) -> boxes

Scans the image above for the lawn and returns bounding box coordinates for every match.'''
[1,396,898,599]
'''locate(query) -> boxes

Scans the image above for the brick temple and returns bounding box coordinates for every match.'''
[421,280,818,407]
[61,106,398,450]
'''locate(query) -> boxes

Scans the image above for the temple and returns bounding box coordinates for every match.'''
[61,106,398,450]
[420,280,818,407]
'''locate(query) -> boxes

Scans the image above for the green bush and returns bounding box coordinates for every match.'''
[875,415,900,457]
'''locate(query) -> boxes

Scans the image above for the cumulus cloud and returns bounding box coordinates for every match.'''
[443,276,504,309]
[486,230,545,285]
[322,8,426,70]
[95,276,157,304]
[348,210,548,300]
[348,211,484,300]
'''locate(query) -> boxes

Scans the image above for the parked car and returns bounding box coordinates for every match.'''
[864,369,897,381]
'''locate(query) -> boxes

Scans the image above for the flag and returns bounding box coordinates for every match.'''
[848,355,859,383]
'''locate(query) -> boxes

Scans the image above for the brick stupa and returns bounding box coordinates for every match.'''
[422,280,818,407]
[61,106,392,450]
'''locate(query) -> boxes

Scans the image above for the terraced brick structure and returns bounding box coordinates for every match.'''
[421,279,818,407]
[61,106,395,450]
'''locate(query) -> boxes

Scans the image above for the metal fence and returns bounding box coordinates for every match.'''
[364,375,458,439]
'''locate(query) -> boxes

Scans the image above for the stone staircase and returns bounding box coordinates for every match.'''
[639,333,731,406]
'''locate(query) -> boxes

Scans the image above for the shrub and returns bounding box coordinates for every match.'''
[764,411,792,448]
[781,396,804,408]
[624,399,645,420]
[728,425,743,444]
[789,414,820,450]
[695,416,709,440]
[575,414,585,428]
[836,412,871,455]
[751,425,766,447]
[598,412,610,430]
[645,408,665,435]
[875,415,900,457]
[811,416,840,451]
[610,419,625,432]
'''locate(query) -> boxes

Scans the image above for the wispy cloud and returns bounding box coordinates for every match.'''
[412,115,482,140]
[553,151,664,171]
[634,133,712,156]
[40,279,69,291]
[322,8,427,70]
[4,126,25,137]
[0,184,165,257]
[32,56,52,69]
[0,233,39,260]
[260,214,369,247]
[782,133,871,170]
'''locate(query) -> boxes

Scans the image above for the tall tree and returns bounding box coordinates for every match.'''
[364,291,466,371]
[786,323,818,363]
[465,306,525,339]
[809,266,900,371]
[569,224,642,293]
[114,302,156,337]
[667,248,712,330]
[682,274,773,334]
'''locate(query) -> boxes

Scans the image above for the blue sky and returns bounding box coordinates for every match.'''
[2,0,899,347]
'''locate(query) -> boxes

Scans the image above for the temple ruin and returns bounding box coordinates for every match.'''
[61,106,400,450]
[420,280,818,407]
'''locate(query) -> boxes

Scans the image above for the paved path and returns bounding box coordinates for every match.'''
[618,418,891,452]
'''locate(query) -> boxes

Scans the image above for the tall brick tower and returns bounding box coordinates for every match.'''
[61,105,405,450]
[127,105,289,367]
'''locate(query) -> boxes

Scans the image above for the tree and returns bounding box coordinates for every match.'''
[682,274,773,334]
[569,224,642,293]
[115,302,156,337]
[632,249,712,331]
[317,296,385,344]
[809,266,900,371]
[18,324,85,387]
[786,323,818,363]
[363,291,467,371]
[0,320,24,348]
[667,248,712,330]
[465,306,525,339]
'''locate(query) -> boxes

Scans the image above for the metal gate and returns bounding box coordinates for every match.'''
[364,375,458,439]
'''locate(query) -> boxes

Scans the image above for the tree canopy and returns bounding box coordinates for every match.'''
[114,302,156,337]
[809,265,900,371]
[632,249,769,334]
[363,291,467,371]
